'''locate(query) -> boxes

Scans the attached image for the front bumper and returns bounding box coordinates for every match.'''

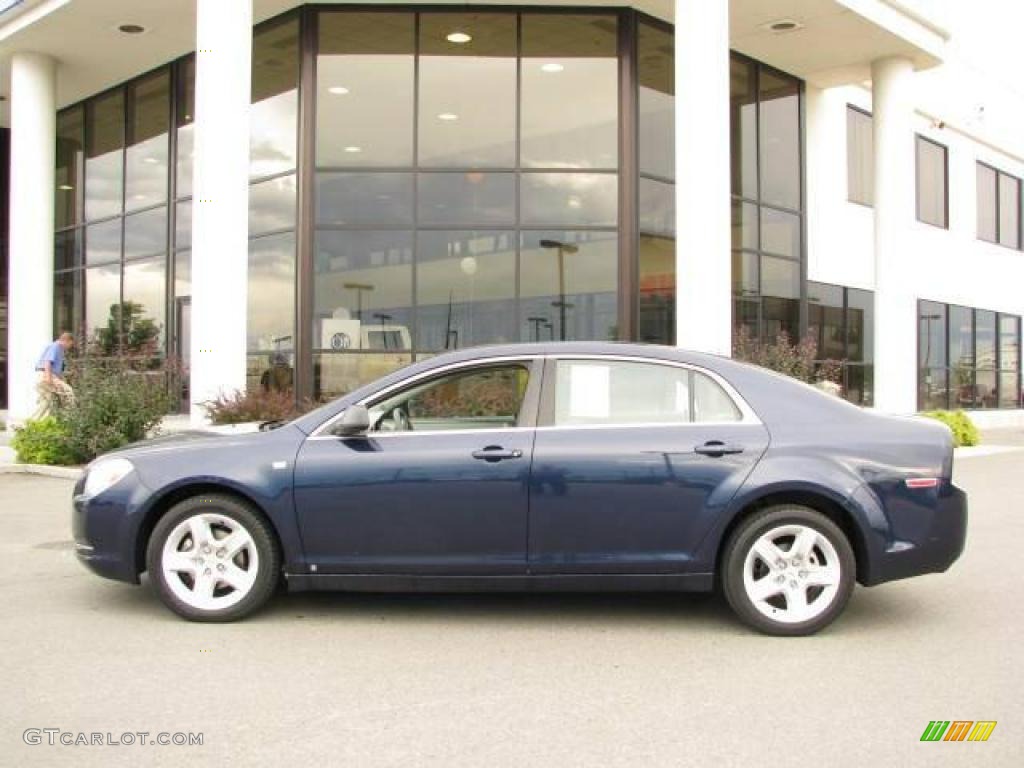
[860,482,968,586]
[72,473,149,584]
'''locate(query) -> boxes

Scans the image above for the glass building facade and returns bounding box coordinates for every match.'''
[51,6,803,405]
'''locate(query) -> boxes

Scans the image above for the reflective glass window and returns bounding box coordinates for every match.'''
[125,70,170,212]
[248,233,296,354]
[520,173,618,227]
[313,230,413,351]
[638,21,674,179]
[85,90,125,221]
[758,70,800,210]
[249,174,297,236]
[520,231,617,342]
[416,230,517,351]
[316,173,413,227]
[520,14,618,170]
[846,107,873,205]
[977,163,997,243]
[418,14,516,168]
[418,172,515,227]
[122,256,167,350]
[124,207,167,260]
[916,136,948,228]
[251,18,299,178]
[317,13,415,167]
[56,107,85,228]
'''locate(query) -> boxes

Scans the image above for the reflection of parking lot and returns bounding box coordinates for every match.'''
[2,447,1022,766]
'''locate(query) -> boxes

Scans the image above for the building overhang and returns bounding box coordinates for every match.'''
[729,0,948,87]
[0,0,947,125]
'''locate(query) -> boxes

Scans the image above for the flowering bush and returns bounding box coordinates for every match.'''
[204,388,314,425]
[733,327,842,388]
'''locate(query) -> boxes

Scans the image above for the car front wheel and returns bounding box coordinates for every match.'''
[721,505,855,636]
[146,494,280,622]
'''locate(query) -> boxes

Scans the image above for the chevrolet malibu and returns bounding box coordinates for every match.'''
[73,343,967,635]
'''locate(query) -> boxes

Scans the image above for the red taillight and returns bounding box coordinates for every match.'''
[905,477,940,489]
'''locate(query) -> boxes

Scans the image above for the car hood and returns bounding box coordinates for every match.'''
[100,423,271,461]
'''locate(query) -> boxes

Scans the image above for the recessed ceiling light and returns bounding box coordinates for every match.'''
[437,112,459,121]
[143,156,159,165]
[447,31,472,44]
[344,146,362,153]
[567,196,582,209]
[763,18,804,33]
[328,86,350,96]
[541,62,564,74]
[118,24,145,35]
[58,184,74,191]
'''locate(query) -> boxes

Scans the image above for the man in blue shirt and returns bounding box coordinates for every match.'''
[34,332,76,417]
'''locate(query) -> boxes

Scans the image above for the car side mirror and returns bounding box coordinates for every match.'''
[332,405,370,437]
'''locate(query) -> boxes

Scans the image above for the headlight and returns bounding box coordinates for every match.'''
[83,458,134,497]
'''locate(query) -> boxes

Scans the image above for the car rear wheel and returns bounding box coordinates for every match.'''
[721,505,855,636]
[146,494,279,622]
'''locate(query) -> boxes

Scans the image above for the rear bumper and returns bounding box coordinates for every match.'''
[862,483,968,586]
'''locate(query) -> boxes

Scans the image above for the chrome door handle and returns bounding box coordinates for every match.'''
[471,447,524,462]
[694,441,744,457]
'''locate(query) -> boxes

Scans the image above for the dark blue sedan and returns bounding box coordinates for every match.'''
[72,343,967,635]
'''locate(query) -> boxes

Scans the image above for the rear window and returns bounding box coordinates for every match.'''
[554,360,741,426]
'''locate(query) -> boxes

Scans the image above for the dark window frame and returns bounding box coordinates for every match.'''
[917,298,1022,411]
[807,280,874,406]
[729,51,807,345]
[976,160,1022,250]
[915,134,949,229]
[845,104,873,207]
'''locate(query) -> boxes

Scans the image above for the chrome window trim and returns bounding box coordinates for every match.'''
[310,352,761,439]
[310,355,539,438]
[543,354,762,427]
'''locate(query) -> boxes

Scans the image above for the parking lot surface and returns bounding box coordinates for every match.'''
[0,448,1021,767]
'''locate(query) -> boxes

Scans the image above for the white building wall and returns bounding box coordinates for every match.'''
[807,72,1024,421]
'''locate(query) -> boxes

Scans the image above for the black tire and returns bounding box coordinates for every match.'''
[146,494,280,622]
[721,505,855,636]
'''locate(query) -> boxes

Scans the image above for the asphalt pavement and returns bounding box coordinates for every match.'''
[0,448,1021,767]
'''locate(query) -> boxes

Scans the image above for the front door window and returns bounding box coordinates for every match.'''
[370,364,530,432]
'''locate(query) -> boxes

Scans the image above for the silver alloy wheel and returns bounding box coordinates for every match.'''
[742,523,842,624]
[161,513,259,611]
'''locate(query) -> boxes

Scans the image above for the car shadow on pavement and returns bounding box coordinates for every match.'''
[95,575,937,637]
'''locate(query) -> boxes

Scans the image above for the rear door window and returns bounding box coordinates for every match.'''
[553,360,741,426]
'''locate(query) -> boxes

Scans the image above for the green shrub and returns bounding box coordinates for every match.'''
[59,359,174,462]
[204,388,313,426]
[922,410,980,448]
[11,417,79,466]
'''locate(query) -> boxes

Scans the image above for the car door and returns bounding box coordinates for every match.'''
[528,357,769,574]
[294,358,540,575]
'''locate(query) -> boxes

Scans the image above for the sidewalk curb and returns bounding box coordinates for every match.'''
[0,464,83,480]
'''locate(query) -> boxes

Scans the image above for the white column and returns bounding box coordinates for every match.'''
[7,53,57,424]
[871,57,918,414]
[190,0,252,425]
[673,0,732,356]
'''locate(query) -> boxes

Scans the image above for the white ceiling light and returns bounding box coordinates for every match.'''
[541,62,565,73]
[761,18,804,34]
[344,146,362,153]
[58,184,74,191]
[143,156,159,165]
[447,31,472,44]
[437,112,459,121]
[328,86,350,96]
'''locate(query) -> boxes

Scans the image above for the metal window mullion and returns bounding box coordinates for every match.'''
[411,10,420,360]
[514,11,523,343]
